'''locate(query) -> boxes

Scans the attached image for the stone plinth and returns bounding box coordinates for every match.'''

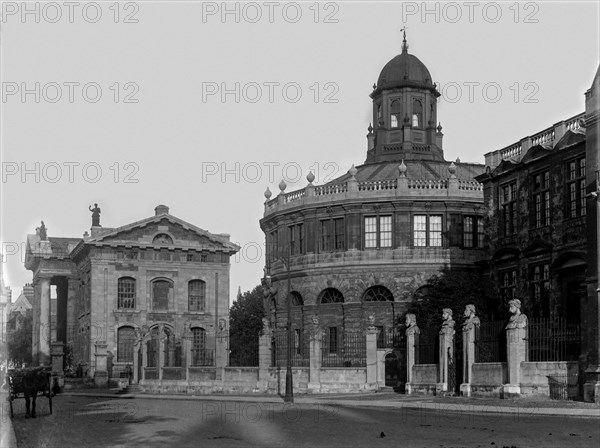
[51,342,65,388]
[405,328,418,394]
[366,327,378,386]
[460,325,476,397]
[504,326,527,397]
[437,331,454,393]
[94,341,108,386]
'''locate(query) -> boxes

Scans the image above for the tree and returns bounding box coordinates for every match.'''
[7,311,33,367]
[228,285,265,366]
[401,268,501,330]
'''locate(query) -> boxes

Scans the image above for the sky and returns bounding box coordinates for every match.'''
[1,1,599,302]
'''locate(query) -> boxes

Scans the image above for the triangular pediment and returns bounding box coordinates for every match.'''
[523,239,553,257]
[491,159,519,177]
[554,129,585,151]
[521,145,552,164]
[89,215,239,253]
[491,246,520,263]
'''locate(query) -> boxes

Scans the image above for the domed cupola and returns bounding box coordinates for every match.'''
[372,42,436,96]
[366,30,444,164]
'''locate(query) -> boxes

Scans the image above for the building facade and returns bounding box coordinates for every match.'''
[475,65,600,402]
[260,35,485,366]
[24,205,239,384]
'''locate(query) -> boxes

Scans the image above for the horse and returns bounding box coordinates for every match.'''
[9,367,52,418]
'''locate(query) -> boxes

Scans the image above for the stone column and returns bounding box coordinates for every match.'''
[94,341,108,386]
[504,325,527,397]
[183,333,192,382]
[133,343,140,383]
[404,314,419,394]
[437,309,455,394]
[141,341,148,381]
[215,331,228,381]
[51,342,65,388]
[503,300,528,398]
[157,329,165,381]
[366,325,378,386]
[39,277,51,365]
[438,331,454,393]
[308,317,322,392]
[258,328,272,391]
[460,325,476,397]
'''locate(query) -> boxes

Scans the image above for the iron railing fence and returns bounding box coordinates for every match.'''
[190,349,215,367]
[547,372,580,400]
[228,333,259,367]
[272,330,310,367]
[379,328,403,349]
[322,332,366,367]
[528,317,581,362]
[475,320,507,363]
[415,327,438,365]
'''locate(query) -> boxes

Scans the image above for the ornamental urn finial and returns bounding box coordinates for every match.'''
[264,187,272,200]
[448,162,457,176]
[278,179,287,192]
[306,171,315,185]
[398,160,407,176]
[348,165,358,178]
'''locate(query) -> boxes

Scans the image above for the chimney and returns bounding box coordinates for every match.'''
[155,205,170,216]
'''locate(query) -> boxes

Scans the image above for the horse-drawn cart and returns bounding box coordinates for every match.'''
[7,367,53,418]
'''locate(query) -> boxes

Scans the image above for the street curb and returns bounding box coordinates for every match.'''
[58,391,600,418]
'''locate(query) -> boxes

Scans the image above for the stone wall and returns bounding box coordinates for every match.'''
[471,363,507,398]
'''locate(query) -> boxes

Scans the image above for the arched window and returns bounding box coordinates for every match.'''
[290,291,303,307]
[412,100,423,128]
[163,327,181,367]
[147,327,159,367]
[377,105,383,126]
[152,279,173,310]
[319,288,344,304]
[117,277,136,309]
[363,285,394,302]
[117,326,136,362]
[188,280,206,312]
[191,327,213,366]
[153,233,173,245]
[390,100,402,128]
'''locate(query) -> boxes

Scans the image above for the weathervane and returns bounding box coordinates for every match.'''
[400,26,408,52]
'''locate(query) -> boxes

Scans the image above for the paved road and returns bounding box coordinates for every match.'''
[7,395,600,448]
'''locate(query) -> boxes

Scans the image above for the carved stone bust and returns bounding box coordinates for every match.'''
[462,304,480,333]
[405,313,420,336]
[439,308,455,335]
[262,317,271,336]
[366,313,376,330]
[506,299,527,329]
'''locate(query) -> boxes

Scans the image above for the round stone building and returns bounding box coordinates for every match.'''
[260,35,485,358]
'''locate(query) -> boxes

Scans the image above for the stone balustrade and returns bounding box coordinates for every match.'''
[485,111,585,169]
[264,175,482,216]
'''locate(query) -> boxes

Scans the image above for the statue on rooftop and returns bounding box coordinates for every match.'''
[37,221,47,241]
[89,203,101,227]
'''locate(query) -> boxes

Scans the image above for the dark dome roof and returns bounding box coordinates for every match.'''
[373,49,436,96]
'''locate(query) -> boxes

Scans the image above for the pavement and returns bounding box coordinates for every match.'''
[59,388,600,416]
[3,389,599,448]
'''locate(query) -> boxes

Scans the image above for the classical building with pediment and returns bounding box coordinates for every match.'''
[25,205,239,385]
